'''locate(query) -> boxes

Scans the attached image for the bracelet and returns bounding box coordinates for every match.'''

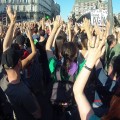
[84,64,92,71]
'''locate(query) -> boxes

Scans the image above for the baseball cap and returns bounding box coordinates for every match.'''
[1,47,23,69]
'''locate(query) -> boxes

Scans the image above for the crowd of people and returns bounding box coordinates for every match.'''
[0,5,120,120]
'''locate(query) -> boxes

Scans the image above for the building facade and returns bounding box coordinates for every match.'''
[118,13,120,22]
[0,0,60,22]
[114,13,120,24]
[71,0,108,19]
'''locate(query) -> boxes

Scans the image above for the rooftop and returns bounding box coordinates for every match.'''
[75,0,97,3]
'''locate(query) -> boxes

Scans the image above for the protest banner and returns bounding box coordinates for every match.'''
[91,9,108,26]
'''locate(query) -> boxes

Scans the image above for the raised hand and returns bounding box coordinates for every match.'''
[42,18,45,23]
[82,18,92,43]
[6,5,16,23]
[87,35,106,66]
[83,18,90,31]
[67,20,72,30]
[26,28,32,39]
[74,23,79,34]
[94,24,100,35]
[106,20,110,31]
[13,26,19,38]
[53,15,62,29]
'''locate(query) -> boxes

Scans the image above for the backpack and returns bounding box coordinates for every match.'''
[50,66,77,105]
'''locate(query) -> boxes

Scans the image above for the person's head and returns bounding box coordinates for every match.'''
[15,35,26,48]
[15,27,21,36]
[25,37,31,48]
[39,30,45,37]
[107,35,117,48]
[108,55,120,80]
[75,32,88,50]
[1,47,23,72]
[102,88,120,120]
[11,43,20,50]
[59,30,67,41]
[55,31,67,60]
[61,42,78,70]
[33,27,38,34]
[34,24,38,28]
[55,36,65,59]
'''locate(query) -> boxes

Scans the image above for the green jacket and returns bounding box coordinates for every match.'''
[105,43,120,71]
[48,57,86,82]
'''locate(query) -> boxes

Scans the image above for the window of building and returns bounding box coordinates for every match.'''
[81,3,83,6]
[24,0,27,3]
[31,13,34,19]
[31,5,33,11]
[12,0,14,3]
[23,6,25,11]
[17,6,19,11]
[31,0,35,3]
[5,0,8,3]
[17,0,19,3]
[87,2,89,6]
[12,6,14,10]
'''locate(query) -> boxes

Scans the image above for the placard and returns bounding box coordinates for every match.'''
[91,9,108,26]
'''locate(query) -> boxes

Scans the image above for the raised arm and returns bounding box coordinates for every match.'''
[106,21,110,37]
[46,16,61,60]
[73,35,106,120]
[74,23,79,35]
[67,21,72,42]
[52,25,62,48]
[21,28,37,69]
[47,20,52,35]
[3,6,16,52]
[42,18,45,30]
[83,18,92,41]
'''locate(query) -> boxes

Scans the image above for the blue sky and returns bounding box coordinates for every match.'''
[55,0,120,21]
[113,0,120,14]
[55,0,74,21]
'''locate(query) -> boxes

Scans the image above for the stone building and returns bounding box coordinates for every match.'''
[71,0,108,19]
[0,0,60,22]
